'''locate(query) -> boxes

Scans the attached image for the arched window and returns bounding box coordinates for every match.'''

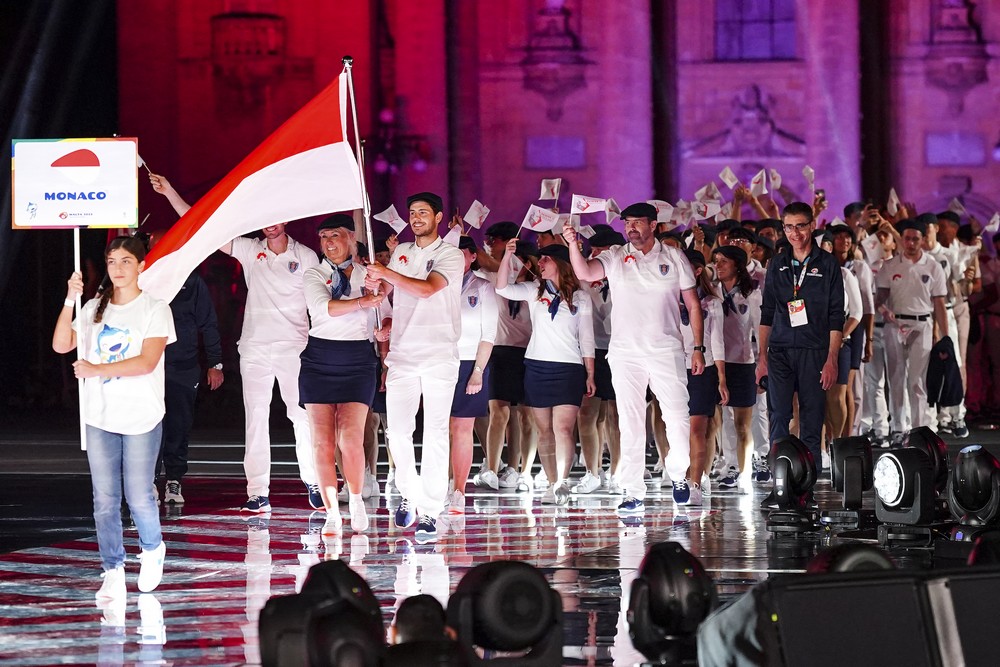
[715,0,796,61]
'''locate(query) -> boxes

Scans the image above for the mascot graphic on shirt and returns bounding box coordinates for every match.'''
[95,324,133,383]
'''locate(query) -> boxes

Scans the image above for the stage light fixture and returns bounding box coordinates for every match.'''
[628,542,717,665]
[874,447,941,548]
[259,560,385,667]
[947,445,1000,542]
[805,543,895,574]
[765,436,819,534]
[447,560,562,666]
[821,436,876,529]
[902,426,950,494]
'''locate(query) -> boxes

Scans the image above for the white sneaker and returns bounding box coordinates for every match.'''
[164,480,184,505]
[553,480,571,505]
[821,450,832,471]
[701,474,713,498]
[96,566,126,601]
[386,468,396,487]
[643,468,653,480]
[498,466,520,488]
[337,485,349,504]
[540,487,557,504]
[323,509,343,537]
[599,468,609,488]
[152,484,160,507]
[362,471,378,499]
[137,542,165,593]
[572,471,602,494]
[137,593,166,645]
[652,461,664,475]
[349,496,369,532]
[684,482,704,507]
[534,469,550,489]
[474,469,499,490]
[607,475,622,495]
[448,490,466,515]
[515,474,531,492]
[659,471,673,488]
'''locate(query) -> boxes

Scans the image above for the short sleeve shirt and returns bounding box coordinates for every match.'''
[875,252,948,316]
[303,261,377,342]
[229,235,319,346]
[597,242,696,355]
[495,281,595,364]
[457,272,499,360]
[386,238,465,361]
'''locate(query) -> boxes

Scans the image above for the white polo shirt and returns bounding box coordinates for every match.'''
[927,244,960,304]
[845,259,875,316]
[875,252,948,316]
[385,237,465,361]
[842,266,863,323]
[495,281,595,365]
[719,284,762,364]
[482,268,532,348]
[229,235,319,346]
[303,260,376,342]
[681,293,725,368]
[457,271,499,360]
[596,242,696,356]
[582,278,613,350]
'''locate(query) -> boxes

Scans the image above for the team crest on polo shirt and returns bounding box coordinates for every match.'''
[399,255,409,265]
[426,260,434,272]
[739,303,748,314]
[624,254,636,264]
[540,296,552,307]
[256,252,267,263]
[288,261,299,273]
[659,264,669,275]
[468,295,479,307]
[922,274,930,283]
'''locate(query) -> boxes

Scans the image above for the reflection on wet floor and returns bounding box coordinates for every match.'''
[0,474,865,665]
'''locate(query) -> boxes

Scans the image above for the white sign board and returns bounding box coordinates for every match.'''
[12,138,139,229]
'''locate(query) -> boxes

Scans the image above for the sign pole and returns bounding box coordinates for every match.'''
[73,227,87,451]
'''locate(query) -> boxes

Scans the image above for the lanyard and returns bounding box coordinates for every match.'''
[791,257,810,299]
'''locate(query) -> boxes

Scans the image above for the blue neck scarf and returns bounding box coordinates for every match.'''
[544,280,561,320]
[325,257,353,299]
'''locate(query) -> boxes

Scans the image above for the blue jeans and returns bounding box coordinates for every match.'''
[86,423,163,571]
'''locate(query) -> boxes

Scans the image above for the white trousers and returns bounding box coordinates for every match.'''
[610,353,690,500]
[884,320,933,432]
[860,327,889,436]
[239,342,315,496]
[752,390,769,458]
[385,356,459,517]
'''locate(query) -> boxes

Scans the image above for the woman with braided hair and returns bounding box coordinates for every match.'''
[52,235,175,602]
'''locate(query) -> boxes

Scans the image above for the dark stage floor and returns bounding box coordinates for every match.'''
[2,419,999,665]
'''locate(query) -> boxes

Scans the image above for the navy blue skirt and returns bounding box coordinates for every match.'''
[849,328,865,370]
[452,359,492,418]
[594,349,615,401]
[298,337,378,407]
[489,345,527,404]
[724,362,757,408]
[523,359,586,408]
[688,365,720,417]
[836,340,852,385]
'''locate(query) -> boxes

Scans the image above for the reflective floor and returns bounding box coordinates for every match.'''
[0,449,990,666]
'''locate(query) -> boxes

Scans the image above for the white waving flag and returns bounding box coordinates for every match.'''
[749,169,768,198]
[570,194,607,214]
[540,178,562,201]
[374,204,408,234]
[803,165,815,193]
[768,168,782,191]
[521,205,561,232]
[647,200,674,223]
[463,200,490,229]
[887,188,901,217]
[694,182,721,203]
[605,197,621,223]
[719,166,740,190]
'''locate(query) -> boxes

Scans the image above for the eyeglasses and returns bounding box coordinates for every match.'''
[782,222,812,233]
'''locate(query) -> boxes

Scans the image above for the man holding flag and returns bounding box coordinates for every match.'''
[365,192,464,542]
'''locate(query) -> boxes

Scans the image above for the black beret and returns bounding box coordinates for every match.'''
[356,241,368,258]
[458,236,477,252]
[538,244,570,264]
[373,238,389,254]
[620,202,658,220]
[897,217,927,235]
[937,211,961,225]
[915,212,939,228]
[515,240,539,259]
[727,227,757,243]
[589,223,616,234]
[656,230,683,244]
[684,249,706,267]
[406,191,443,214]
[712,245,748,266]
[828,223,856,243]
[717,218,741,232]
[843,202,866,218]
[757,236,776,251]
[317,214,354,232]
[755,218,782,232]
[590,228,626,247]
[485,221,520,241]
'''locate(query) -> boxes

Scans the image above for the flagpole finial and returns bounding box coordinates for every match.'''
[342,55,353,67]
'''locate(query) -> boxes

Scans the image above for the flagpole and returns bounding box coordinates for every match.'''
[74,227,87,452]
[342,56,375,263]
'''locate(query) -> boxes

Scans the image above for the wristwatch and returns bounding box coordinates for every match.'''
[692,345,706,353]
[212,363,223,371]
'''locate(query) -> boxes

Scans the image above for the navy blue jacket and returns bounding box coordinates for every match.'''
[760,244,845,351]
[165,272,222,371]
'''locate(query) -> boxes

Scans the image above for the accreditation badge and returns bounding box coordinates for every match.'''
[787,299,808,327]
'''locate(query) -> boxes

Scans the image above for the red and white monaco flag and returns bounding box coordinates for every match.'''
[139,74,363,302]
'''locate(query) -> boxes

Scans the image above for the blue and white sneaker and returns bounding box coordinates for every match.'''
[672,479,691,504]
[753,459,772,485]
[241,495,271,513]
[415,515,437,543]
[616,496,645,514]
[718,466,740,490]
[394,498,416,528]
[306,484,324,510]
